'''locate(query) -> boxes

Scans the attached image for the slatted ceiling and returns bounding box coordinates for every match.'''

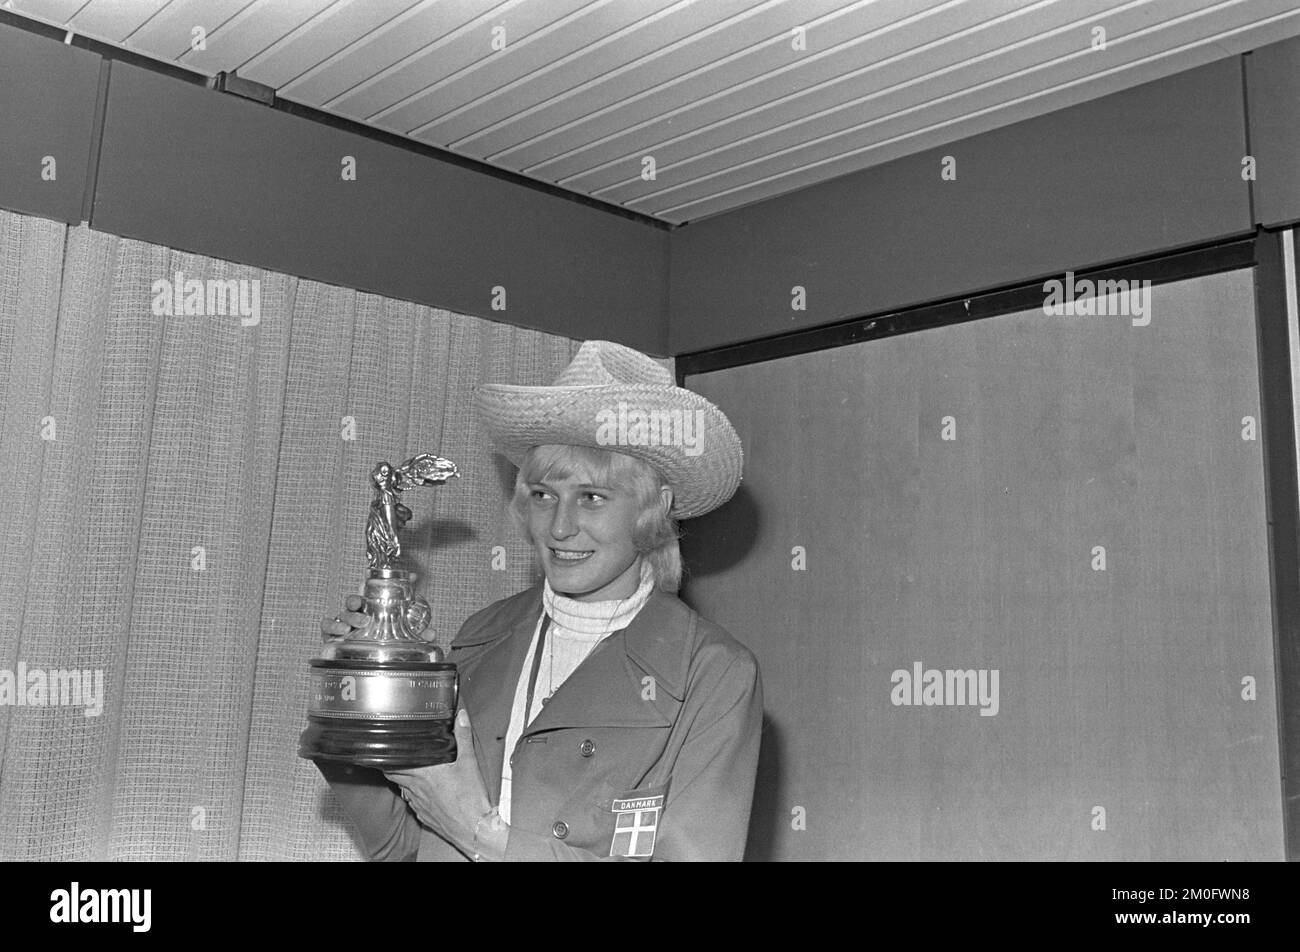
[9,0,1300,224]
[326,0,603,124]
[364,0,712,140]
[174,0,334,70]
[531,0,1046,190]
[430,0,834,160]
[270,0,455,108]
[236,0,423,91]
[658,5,1300,221]
[8,0,81,24]
[489,0,846,164]
[60,0,168,43]
[276,0,506,111]
[174,1,327,73]
[640,1,1247,210]
[477,0,905,172]
[317,0,561,122]
[604,0,1247,211]
[367,0,756,143]
[128,0,239,61]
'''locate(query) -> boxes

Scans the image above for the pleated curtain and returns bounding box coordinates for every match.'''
[0,206,596,860]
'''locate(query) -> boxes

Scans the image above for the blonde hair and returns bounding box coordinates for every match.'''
[509,443,682,594]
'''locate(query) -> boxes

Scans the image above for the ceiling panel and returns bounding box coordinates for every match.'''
[657,3,1300,220]
[237,0,423,90]
[326,0,597,122]
[370,0,751,142]
[172,0,337,69]
[522,0,1054,186]
[131,1,251,61]
[272,0,512,108]
[8,0,1300,224]
[454,0,858,167]
[67,0,169,43]
[605,0,1283,211]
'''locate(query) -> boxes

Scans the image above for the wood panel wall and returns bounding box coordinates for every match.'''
[681,269,1283,860]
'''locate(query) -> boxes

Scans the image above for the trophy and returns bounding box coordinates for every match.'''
[299,454,461,768]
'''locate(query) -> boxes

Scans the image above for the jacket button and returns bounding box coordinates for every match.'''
[579,739,595,757]
[552,820,569,840]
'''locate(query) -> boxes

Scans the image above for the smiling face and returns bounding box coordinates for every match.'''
[525,465,647,602]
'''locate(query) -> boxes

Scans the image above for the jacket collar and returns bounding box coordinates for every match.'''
[452,581,696,803]
[453,580,692,700]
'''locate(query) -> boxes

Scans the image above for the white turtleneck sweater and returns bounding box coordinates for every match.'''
[498,558,655,825]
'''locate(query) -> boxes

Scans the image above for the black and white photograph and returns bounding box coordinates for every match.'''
[0,0,1297,924]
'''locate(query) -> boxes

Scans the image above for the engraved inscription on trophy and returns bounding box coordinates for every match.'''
[299,454,462,769]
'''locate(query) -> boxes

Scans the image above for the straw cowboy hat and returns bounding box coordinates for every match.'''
[473,340,743,520]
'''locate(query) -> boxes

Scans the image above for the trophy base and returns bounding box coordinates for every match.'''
[300,658,459,769]
[299,715,457,769]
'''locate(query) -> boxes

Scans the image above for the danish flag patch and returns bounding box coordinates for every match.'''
[609,789,665,858]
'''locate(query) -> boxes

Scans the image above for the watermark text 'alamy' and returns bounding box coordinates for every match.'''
[1043,271,1150,326]
[151,271,260,326]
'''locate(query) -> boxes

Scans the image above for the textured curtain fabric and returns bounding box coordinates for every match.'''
[0,207,601,860]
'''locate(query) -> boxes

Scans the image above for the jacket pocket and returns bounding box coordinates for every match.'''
[509,726,672,854]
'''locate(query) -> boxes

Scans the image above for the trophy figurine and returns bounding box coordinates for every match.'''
[299,453,461,768]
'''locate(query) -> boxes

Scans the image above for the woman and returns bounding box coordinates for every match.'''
[317,340,762,861]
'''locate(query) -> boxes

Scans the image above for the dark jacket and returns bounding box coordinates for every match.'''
[318,581,763,861]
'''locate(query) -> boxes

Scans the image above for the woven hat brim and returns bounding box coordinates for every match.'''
[474,383,742,519]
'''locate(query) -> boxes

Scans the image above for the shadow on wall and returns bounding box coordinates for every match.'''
[400,513,479,555]
[678,485,775,862]
[678,483,760,585]
[743,714,783,862]
[489,451,520,504]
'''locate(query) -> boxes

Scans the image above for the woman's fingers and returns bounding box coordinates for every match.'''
[320,602,369,638]
[343,596,369,629]
[320,615,350,637]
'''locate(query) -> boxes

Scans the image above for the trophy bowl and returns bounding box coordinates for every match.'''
[299,455,461,769]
